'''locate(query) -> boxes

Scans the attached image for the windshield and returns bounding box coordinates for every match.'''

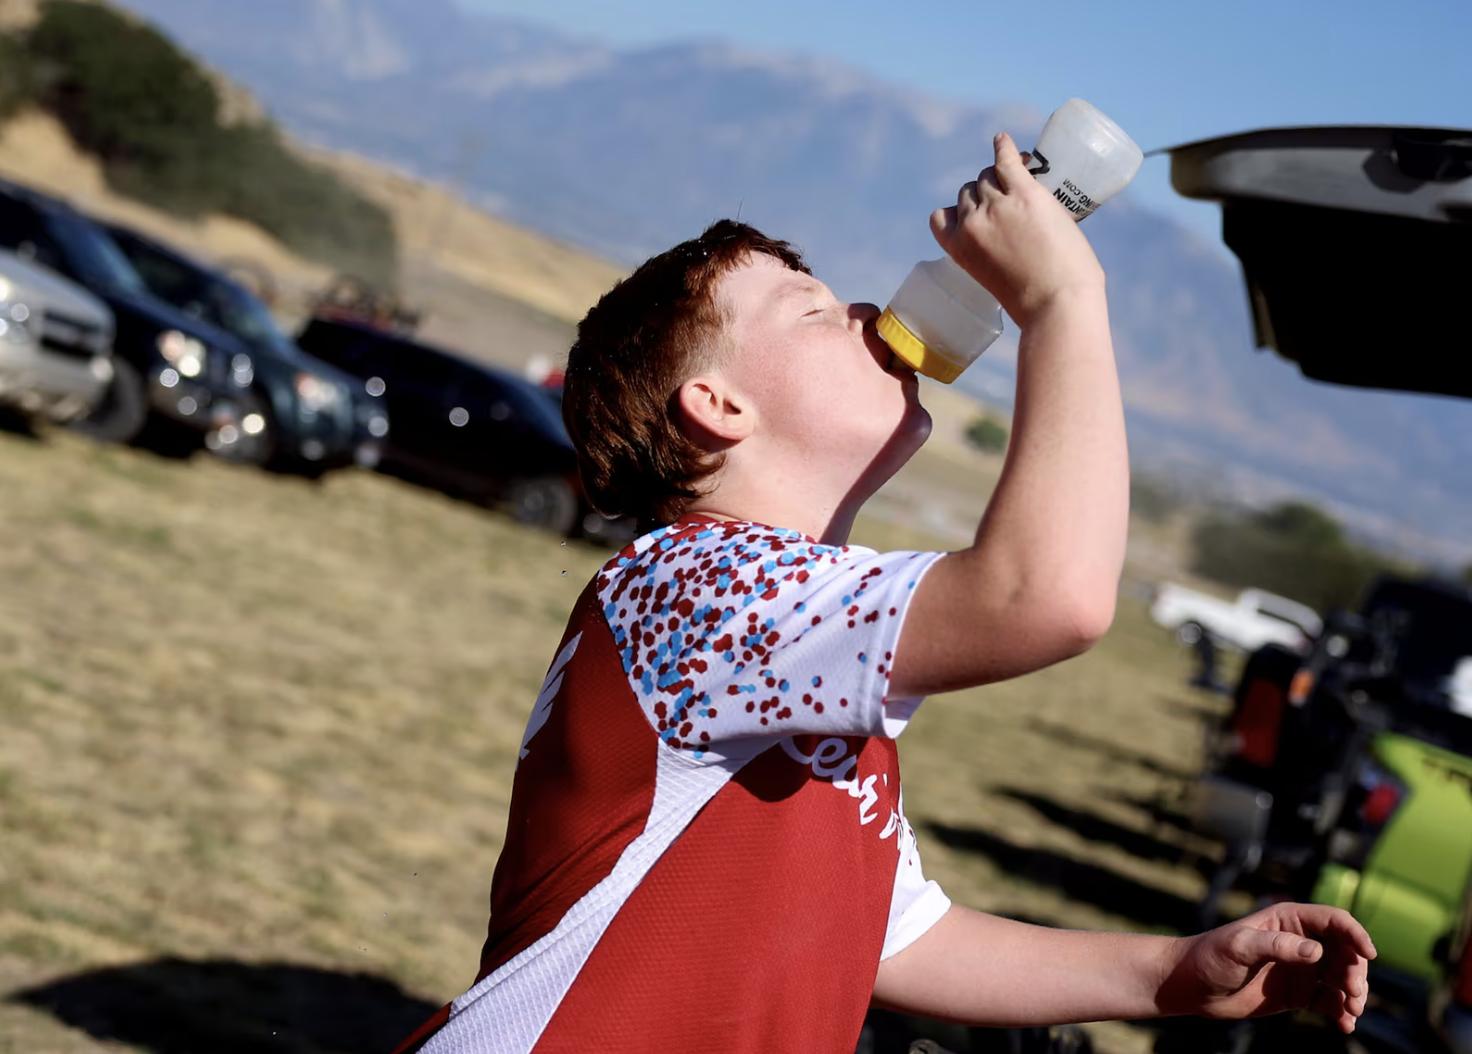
[45,212,148,296]
[504,379,571,442]
[202,278,287,348]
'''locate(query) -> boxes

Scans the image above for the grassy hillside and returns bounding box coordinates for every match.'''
[2,0,398,284]
[0,426,1232,1054]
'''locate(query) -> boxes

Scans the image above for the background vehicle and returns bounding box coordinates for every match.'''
[1151,582,1320,652]
[0,178,251,450]
[1160,124,1472,1054]
[1184,577,1472,1053]
[296,315,626,540]
[0,248,114,427]
[1170,125,1472,399]
[104,224,388,476]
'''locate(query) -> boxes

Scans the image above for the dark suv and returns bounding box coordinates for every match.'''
[296,315,629,541]
[0,177,252,450]
[104,224,388,476]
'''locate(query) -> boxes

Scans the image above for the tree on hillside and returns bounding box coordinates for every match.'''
[0,34,33,122]
[1253,500,1346,548]
[964,414,1009,454]
[28,1,220,184]
[1190,499,1411,613]
[17,0,398,285]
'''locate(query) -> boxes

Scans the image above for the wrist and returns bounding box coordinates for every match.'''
[1149,935,1199,1018]
[1014,280,1108,330]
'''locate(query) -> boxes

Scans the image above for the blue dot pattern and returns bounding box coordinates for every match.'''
[593,518,945,761]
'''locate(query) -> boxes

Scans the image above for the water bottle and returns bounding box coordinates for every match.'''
[877,99,1144,383]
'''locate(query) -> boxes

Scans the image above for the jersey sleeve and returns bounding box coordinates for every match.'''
[880,791,951,960]
[596,521,945,762]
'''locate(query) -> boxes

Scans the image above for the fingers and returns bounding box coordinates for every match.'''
[1264,901,1377,960]
[1308,984,1356,1033]
[992,132,1028,191]
[1327,947,1369,1017]
[929,205,958,245]
[1228,926,1324,968]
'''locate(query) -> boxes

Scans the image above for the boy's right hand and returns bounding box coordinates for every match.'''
[930,131,1105,328]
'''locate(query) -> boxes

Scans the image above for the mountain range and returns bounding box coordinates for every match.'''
[113,0,1472,563]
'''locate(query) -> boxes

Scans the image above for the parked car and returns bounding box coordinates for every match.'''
[296,315,628,540]
[0,247,114,426]
[0,177,252,450]
[1183,577,1472,1053]
[1150,582,1320,652]
[103,223,388,476]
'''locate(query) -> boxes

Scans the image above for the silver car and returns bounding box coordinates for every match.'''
[0,249,114,424]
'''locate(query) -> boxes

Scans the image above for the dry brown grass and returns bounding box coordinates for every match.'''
[0,424,1232,1054]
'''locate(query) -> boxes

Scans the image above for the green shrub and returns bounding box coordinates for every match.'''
[1190,500,1413,612]
[1130,475,1181,524]
[0,32,35,121]
[21,1,397,285]
[965,414,1009,454]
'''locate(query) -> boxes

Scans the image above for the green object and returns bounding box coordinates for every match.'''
[1311,732,1472,983]
[964,415,1009,454]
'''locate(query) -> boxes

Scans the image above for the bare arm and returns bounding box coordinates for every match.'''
[873,903,1375,1032]
[873,906,1173,1026]
[889,134,1129,699]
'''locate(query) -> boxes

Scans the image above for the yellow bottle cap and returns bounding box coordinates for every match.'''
[876,307,964,384]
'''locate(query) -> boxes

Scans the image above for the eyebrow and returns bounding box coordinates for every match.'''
[769,278,824,307]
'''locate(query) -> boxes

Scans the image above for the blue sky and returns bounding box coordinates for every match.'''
[463,0,1471,245]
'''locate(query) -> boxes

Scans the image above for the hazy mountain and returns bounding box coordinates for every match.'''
[115,0,1472,561]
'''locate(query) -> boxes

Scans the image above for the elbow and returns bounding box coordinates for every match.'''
[1057,588,1117,653]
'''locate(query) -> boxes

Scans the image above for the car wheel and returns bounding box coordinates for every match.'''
[505,476,580,536]
[206,388,276,466]
[68,357,147,444]
[1177,620,1206,646]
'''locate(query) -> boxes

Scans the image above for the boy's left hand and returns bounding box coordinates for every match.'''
[1159,902,1377,1033]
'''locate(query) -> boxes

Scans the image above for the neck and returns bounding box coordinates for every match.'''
[685,474,863,546]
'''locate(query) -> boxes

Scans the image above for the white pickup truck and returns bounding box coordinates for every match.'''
[1150,583,1321,653]
[0,249,114,424]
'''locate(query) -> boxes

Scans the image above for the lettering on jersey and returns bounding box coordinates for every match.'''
[519,632,583,762]
[780,736,901,837]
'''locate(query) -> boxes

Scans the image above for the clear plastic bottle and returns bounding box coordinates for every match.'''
[877,99,1144,383]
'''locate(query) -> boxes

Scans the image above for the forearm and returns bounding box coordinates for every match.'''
[972,290,1129,610]
[873,905,1182,1027]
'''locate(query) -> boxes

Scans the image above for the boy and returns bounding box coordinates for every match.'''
[396,133,1373,1053]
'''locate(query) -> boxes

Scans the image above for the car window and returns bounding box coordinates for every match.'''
[1256,608,1307,632]
[43,212,148,296]
[118,237,209,307]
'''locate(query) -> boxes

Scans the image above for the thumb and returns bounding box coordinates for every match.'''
[1229,928,1323,968]
[929,205,958,246]
[992,131,1028,191]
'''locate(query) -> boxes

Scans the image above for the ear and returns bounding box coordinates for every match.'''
[675,374,753,449]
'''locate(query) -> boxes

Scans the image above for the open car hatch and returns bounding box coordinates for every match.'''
[1169,126,1472,399]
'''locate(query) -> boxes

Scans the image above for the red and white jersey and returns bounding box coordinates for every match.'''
[397,517,949,1054]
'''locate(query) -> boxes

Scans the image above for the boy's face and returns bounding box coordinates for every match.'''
[713,253,931,490]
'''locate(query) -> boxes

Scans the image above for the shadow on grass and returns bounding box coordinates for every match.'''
[924,821,1199,932]
[994,787,1214,879]
[1026,718,1198,782]
[1106,791,1206,842]
[10,957,437,1054]
[1159,691,1231,729]
[0,406,42,439]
